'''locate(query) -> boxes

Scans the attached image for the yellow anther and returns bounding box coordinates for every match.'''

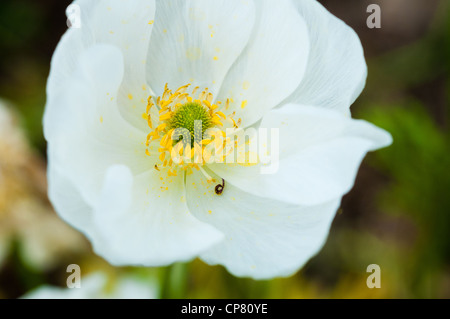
[201,139,212,145]
[216,111,226,119]
[203,100,212,109]
[146,103,153,113]
[191,86,200,96]
[147,117,153,129]
[159,112,173,121]
[157,123,167,132]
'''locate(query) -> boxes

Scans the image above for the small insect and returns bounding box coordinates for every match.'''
[154,164,160,171]
[215,179,225,195]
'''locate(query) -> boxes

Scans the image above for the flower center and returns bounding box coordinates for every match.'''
[143,84,241,178]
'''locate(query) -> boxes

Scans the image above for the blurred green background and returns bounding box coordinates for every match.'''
[0,0,449,299]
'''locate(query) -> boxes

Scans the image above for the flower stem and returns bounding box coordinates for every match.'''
[160,262,189,299]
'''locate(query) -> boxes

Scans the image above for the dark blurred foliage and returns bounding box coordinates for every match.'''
[0,0,449,298]
[0,0,68,150]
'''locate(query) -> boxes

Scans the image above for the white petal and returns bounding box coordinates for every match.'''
[21,272,157,299]
[211,104,392,206]
[45,0,99,96]
[216,0,310,126]
[146,0,255,96]
[90,165,224,266]
[285,0,367,114]
[45,44,152,205]
[22,272,156,299]
[22,273,108,299]
[50,161,222,267]
[185,169,340,279]
[94,1,156,131]
[47,0,156,131]
[47,153,96,244]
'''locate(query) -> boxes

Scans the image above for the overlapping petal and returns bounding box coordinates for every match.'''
[284,0,368,114]
[216,0,310,126]
[211,104,392,206]
[185,170,340,279]
[90,165,224,266]
[45,44,150,205]
[45,0,156,132]
[146,0,256,97]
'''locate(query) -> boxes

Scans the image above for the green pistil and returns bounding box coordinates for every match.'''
[168,102,212,145]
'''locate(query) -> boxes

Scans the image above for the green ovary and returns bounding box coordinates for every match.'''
[168,102,212,144]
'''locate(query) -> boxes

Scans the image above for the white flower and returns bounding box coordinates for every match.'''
[22,272,158,299]
[44,0,392,279]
